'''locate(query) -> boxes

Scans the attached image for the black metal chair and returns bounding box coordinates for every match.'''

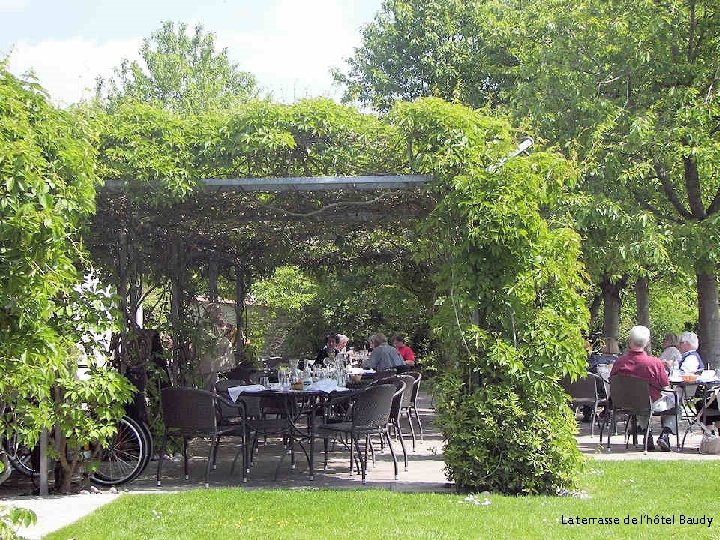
[215,380,295,477]
[399,371,423,448]
[156,386,245,487]
[316,383,398,484]
[560,372,607,437]
[606,374,679,453]
[386,377,409,472]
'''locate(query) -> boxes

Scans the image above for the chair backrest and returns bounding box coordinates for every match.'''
[160,387,217,433]
[371,376,406,422]
[560,373,597,401]
[352,384,397,429]
[215,379,260,418]
[398,374,416,409]
[608,374,652,414]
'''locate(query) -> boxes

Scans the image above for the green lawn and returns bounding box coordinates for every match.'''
[48,461,720,539]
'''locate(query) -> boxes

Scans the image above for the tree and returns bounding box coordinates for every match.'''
[512,0,720,363]
[334,0,514,111]
[97,21,257,113]
[1,64,134,492]
[396,98,587,493]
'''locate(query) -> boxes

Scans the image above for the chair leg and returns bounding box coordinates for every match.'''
[156,435,167,487]
[364,435,369,470]
[205,439,214,488]
[349,436,354,475]
[590,406,596,437]
[323,437,330,471]
[212,435,220,470]
[183,437,189,480]
[394,420,408,472]
[353,435,366,484]
[368,436,376,467]
[405,410,417,452]
[411,406,423,441]
[385,430,398,480]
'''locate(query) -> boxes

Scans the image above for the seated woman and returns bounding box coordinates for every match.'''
[659,332,682,373]
[315,334,338,367]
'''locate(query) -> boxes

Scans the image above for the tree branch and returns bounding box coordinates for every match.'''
[629,187,684,224]
[653,162,693,219]
[267,192,398,218]
[683,155,706,219]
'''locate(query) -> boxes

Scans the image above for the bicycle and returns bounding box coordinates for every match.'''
[1,414,151,488]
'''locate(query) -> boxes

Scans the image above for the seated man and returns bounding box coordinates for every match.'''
[678,331,704,373]
[365,333,405,373]
[610,325,675,451]
[392,335,416,366]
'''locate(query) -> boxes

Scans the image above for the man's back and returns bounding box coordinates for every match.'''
[611,349,668,401]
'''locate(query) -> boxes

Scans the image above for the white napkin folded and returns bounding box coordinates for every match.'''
[310,379,350,393]
[228,384,266,402]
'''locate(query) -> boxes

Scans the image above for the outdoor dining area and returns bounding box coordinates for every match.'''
[564,329,720,457]
[150,359,428,489]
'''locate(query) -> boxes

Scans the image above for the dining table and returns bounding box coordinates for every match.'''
[227,380,356,480]
[670,375,720,448]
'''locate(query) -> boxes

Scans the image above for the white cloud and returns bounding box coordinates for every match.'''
[6,37,140,106]
[220,0,363,101]
[0,0,28,13]
[4,0,366,105]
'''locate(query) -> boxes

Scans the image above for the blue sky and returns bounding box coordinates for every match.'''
[0,0,383,105]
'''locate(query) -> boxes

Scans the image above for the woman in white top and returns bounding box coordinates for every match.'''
[659,333,682,372]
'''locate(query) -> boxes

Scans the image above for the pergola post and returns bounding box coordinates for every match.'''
[234,263,245,364]
[116,228,130,371]
[169,240,185,372]
[207,259,219,303]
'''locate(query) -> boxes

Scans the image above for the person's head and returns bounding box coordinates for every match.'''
[678,331,699,353]
[369,333,388,348]
[335,334,349,349]
[392,335,406,348]
[662,333,679,350]
[326,334,337,349]
[627,326,651,352]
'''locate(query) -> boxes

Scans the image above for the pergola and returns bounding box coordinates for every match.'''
[90,174,434,367]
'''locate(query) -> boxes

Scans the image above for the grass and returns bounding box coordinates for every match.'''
[47,461,720,539]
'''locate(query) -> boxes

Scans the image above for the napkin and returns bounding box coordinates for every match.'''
[228,384,265,402]
[310,379,350,393]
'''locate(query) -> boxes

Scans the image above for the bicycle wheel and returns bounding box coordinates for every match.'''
[0,451,11,485]
[4,436,39,478]
[90,416,148,486]
[135,420,153,476]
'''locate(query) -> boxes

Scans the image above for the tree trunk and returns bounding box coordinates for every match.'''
[588,292,602,330]
[635,277,651,351]
[601,276,625,353]
[697,272,720,368]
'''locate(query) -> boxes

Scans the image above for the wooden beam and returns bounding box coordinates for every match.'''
[103,175,431,193]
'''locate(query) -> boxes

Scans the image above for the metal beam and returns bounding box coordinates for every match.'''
[104,175,431,193]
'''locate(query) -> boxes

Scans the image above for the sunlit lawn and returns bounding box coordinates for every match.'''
[48,461,720,539]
